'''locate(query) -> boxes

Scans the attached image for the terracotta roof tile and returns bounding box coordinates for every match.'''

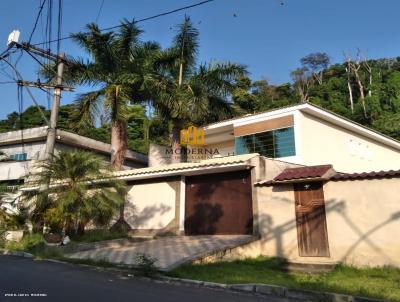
[257,166,400,186]
[331,170,400,180]
[274,165,333,181]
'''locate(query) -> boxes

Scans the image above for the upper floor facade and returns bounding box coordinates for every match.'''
[0,127,148,182]
[199,103,400,173]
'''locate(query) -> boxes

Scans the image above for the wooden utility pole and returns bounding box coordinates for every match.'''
[12,42,73,159]
[44,53,65,160]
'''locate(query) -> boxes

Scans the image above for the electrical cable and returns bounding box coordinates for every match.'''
[28,0,47,43]
[95,0,105,23]
[56,0,63,56]
[31,0,215,46]
[1,57,49,125]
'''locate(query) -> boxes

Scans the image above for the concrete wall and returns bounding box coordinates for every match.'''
[205,140,235,158]
[148,144,171,167]
[298,112,400,172]
[230,177,400,267]
[0,140,140,182]
[124,177,181,235]
[323,178,400,267]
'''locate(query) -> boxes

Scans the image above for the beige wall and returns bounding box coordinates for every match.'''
[186,140,235,162]
[124,178,180,235]
[148,144,171,167]
[323,178,400,267]
[232,178,400,267]
[298,112,400,172]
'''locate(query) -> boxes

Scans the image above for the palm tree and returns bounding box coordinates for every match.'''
[24,151,126,235]
[152,16,247,163]
[60,21,160,170]
[52,21,162,225]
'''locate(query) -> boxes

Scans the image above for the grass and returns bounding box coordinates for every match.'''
[168,256,400,302]
[2,233,64,259]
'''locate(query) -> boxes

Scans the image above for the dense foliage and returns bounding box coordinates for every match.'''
[23,151,126,235]
[1,27,400,152]
[232,55,400,140]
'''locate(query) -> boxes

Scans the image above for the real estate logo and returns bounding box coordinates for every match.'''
[180,126,205,146]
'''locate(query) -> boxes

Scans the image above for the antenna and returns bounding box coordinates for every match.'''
[7,30,20,46]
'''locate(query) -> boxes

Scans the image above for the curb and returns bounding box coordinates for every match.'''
[159,276,387,302]
[0,251,387,302]
[0,249,34,258]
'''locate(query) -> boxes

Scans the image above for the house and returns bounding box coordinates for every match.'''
[0,126,148,184]
[15,104,400,267]
[112,153,400,267]
[112,103,400,267]
[199,102,400,172]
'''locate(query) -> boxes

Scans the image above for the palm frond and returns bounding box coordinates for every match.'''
[194,62,248,96]
[73,89,105,130]
[173,16,199,78]
[115,19,143,59]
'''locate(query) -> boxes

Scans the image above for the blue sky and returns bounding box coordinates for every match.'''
[0,0,400,119]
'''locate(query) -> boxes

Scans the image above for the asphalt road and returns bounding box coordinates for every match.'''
[0,256,288,302]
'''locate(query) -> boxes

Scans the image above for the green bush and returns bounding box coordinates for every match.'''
[5,233,43,251]
[134,253,158,276]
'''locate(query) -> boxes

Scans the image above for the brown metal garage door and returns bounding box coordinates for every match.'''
[184,170,253,235]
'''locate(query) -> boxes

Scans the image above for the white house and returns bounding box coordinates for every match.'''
[201,102,400,172]
[0,126,148,184]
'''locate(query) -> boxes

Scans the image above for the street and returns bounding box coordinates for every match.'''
[0,256,288,302]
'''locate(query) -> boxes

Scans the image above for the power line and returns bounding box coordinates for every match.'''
[32,0,215,46]
[95,0,105,23]
[1,56,49,125]
[0,81,18,84]
[28,0,47,43]
[56,0,63,56]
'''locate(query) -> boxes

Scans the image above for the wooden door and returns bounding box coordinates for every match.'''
[185,170,253,235]
[294,181,330,257]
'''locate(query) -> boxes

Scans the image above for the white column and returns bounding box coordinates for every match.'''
[179,175,186,232]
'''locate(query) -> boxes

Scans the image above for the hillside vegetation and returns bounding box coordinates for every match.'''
[1,53,399,153]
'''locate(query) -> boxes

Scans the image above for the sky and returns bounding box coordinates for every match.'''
[0,0,400,119]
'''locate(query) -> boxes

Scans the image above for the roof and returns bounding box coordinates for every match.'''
[274,165,333,181]
[256,165,335,185]
[257,165,400,186]
[20,153,259,191]
[331,170,400,181]
[0,126,147,164]
[203,102,400,151]
[113,153,259,180]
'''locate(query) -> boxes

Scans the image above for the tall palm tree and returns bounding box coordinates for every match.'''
[24,151,126,235]
[61,21,160,170]
[54,22,161,225]
[153,16,247,163]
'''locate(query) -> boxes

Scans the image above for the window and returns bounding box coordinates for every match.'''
[235,127,296,158]
[10,153,27,161]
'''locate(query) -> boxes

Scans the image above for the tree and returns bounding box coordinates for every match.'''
[44,21,160,171]
[344,56,355,113]
[153,16,247,162]
[49,22,162,224]
[291,67,312,102]
[300,52,330,85]
[344,51,367,118]
[24,151,126,235]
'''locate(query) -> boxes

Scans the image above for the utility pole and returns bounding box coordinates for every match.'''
[44,53,64,160]
[7,39,74,159]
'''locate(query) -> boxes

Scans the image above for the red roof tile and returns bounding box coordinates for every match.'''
[273,165,333,182]
[331,170,400,180]
[256,167,400,186]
